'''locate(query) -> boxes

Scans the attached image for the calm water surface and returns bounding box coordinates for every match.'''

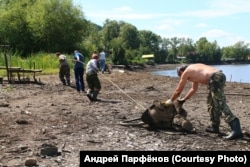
[153,64,250,83]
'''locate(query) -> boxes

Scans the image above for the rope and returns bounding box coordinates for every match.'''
[76,60,146,110]
[99,72,146,110]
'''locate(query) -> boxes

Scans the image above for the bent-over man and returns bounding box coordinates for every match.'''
[164,63,243,140]
[55,52,70,86]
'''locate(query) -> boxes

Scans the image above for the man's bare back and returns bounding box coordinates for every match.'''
[182,63,218,85]
[169,63,219,102]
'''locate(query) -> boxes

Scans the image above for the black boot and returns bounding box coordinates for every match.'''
[206,125,220,134]
[62,80,66,85]
[86,90,93,102]
[66,80,70,86]
[92,90,101,101]
[223,118,243,140]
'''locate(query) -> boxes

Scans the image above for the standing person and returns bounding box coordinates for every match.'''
[85,53,101,101]
[73,50,85,93]
[99,49,106,74]
[164,63,243,140]
[55,52,70,86]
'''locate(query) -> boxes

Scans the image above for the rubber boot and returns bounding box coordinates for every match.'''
[223,118,243,140]
[92,90,101,101]
[86,89,93,102]
[66,80,70,86]
[61,79,66,85]
[205,125,220,134]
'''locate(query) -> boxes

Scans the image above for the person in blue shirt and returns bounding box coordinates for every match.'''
[73,50,85,93]
[99,49,106,74]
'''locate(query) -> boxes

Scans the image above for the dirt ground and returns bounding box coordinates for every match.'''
[0,64,250,167]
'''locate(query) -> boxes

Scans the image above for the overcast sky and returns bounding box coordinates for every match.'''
[73,0,250,47]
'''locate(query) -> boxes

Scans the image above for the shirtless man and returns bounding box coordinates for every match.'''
[164,63,243,140]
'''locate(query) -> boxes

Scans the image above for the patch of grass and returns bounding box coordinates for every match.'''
[0,52,76,76]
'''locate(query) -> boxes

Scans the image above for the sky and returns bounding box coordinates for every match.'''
[73,0,250,47]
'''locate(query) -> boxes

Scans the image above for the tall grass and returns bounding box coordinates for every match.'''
[0,52,76,76]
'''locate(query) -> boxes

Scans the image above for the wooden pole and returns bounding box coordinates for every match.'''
[0,45,10,82]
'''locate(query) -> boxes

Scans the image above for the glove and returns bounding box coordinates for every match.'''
[163,99,173,106]
[177,98,185,105]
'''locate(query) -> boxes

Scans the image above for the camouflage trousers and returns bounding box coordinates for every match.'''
[207,71,236,126]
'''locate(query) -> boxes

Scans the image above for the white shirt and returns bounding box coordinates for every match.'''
[86,59,99,73]
[99,51,106,60]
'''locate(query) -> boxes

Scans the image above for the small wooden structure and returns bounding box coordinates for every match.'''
[0,45,43,84]
[0,66,43,83]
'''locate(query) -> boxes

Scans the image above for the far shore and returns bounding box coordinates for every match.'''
[140,61,250,72]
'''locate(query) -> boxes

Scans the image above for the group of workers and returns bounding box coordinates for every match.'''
[55,49,107,101]
[56,50,243,140]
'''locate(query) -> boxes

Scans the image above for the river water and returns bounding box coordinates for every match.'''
[153,64,250,83]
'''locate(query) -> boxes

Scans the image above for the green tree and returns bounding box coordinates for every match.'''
[125,49,141,65]
[119,23,139,50]
[138,30,161,53]
[101,19,120,50]
[195,37,208,62]
[110,37,126,65]
[207,41,222,62]
[162,37,181,63]
[221,46,235,60]
[177,38,195,57]
[82,21,102,58]
[233,41,249,60]
[27,0,86,53]
[0,0,86,55]
[195,37,221,62]
[222,41,249,61]
[0,0,34,55]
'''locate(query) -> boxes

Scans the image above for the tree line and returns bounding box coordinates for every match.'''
[0,0,249,65]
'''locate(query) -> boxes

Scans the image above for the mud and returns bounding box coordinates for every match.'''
[0,64,249,166]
